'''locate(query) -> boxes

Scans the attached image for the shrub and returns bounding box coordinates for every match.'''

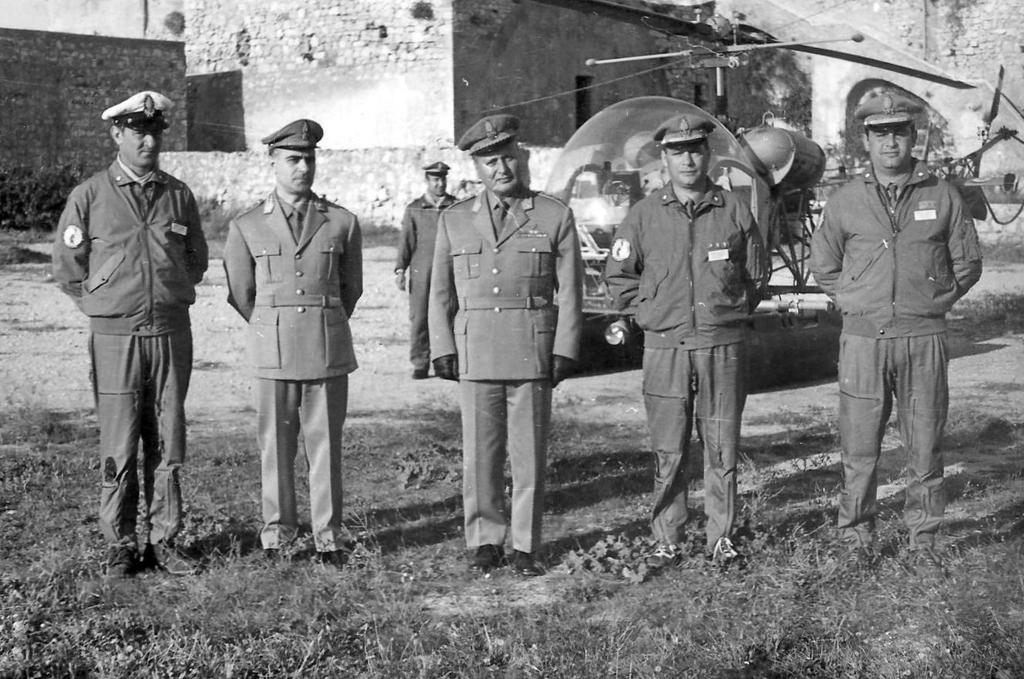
[0,165,84,232]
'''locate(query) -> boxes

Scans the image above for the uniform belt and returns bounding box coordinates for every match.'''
[255,293,342,308]
[461,296,549,310]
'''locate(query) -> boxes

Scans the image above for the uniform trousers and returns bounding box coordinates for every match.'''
[90,329,192,548]
[642,342,746,548]
[837,333,948,548]
[459,379,552,553]
[407,274,431,372]
[256,376,349,552]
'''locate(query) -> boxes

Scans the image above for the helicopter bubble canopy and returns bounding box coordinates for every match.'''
[544,96,767,248]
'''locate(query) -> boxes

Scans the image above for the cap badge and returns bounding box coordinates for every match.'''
[143,95,155,118]
[484,119,497,138]
[882,94,895,114]
[300,122,310,142]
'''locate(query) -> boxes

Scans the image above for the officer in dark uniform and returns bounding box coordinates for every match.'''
[429,114,583,576]
[811,91,982,573]
[395,161,456,379]
[52,90,208,577]
[223,119,363,566]
[605,113,769,568]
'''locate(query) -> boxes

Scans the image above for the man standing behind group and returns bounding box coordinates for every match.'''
[429,114,583,576]
[810,91,982,573]
[395,161,456,379]
[223,119,362,566]
[605,113,769,568]
[52,91,208,577]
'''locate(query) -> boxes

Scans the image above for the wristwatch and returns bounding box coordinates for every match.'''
[394,267,405,274]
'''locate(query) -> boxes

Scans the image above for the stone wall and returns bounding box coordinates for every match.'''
[0,28,186,173]
[451,0,674,146]
[0,0,184,40]
[159,145,561,228]
[184,0,454,150]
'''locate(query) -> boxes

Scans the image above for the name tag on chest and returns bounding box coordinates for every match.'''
[708,248,729,262]
[913,209,937,221]
[170,222,189,236]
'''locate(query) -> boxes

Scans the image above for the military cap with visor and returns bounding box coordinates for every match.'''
[654,113,715,146]
[854,91,923,128]
[423,161,450,176]
[261,119,324,150]
[457,114,520,155]
[101,90,173,132]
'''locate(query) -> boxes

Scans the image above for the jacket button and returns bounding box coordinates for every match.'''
[879,329,886,335]
[297,307,306,313]
[492,286,500,294]
[296,289,305,295]
[492,268,499,275]
[295,253,302,260]
[494,307,501,312]
[493,248,499,253]
[295,271,303,277]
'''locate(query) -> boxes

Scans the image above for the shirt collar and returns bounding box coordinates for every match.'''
[116,156,157,185]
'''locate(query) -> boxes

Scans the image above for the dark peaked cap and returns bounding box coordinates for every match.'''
[654,113,715,146]
[423,161,450,176]
[261,119,324,150]
[457,114,520,155]
[854,91,923,127]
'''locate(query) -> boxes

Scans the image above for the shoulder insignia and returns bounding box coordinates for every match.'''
[611,238,631,262]
[262,192,275,215]
[62,225,84,249]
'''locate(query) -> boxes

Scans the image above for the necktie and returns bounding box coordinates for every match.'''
[886,183,899,209]
[130,182,151,215]
[290,210,305,242]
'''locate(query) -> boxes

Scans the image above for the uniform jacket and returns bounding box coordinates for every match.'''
[810,160,982,338]
[428,190,583,381]
[52,161,208,335]
[396,193,455,290]
[604,183,769,349]
[223,191,362,380]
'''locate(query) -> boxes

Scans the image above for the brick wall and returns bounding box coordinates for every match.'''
[0,28,186,173]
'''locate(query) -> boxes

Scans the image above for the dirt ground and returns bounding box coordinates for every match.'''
[2,243,1023,527]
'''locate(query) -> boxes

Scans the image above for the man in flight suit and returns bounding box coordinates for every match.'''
[52,90,208,577]
[604,113,769,568]
[395,161,456,379]
[429,114,583,576]
[810,91,982,574]
[223,119,362,566]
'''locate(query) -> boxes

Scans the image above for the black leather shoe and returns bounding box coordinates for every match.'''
[317,550,349,568]
[511,550,544,577]
[106,546,139,578]
[469,544,505,574]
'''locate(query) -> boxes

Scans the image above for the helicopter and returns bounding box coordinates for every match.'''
[531,0,1022,386]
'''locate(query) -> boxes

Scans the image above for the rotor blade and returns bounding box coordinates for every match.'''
[985,65,1005,124]
[528,0,717,40]
[787,44,974,89]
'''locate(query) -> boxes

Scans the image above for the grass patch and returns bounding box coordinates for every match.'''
[951,291,1024,339]
[2,405,1024,676]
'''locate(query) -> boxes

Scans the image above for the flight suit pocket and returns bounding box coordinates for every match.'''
[252,241,282,283]
[84,251,126,293]
[249,308,281,369]
[452,242,482,280]
[516,238,553,278]
[319,239,344,280]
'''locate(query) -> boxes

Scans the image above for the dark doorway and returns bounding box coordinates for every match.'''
[575,75,594,129]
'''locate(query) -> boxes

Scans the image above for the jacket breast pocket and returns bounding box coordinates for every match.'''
[452,241,482,280]
[319,239,344,280]
[516,238,553,278]
[248,308,281,369]
[84,251,126,293]
[252,241,282,283]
